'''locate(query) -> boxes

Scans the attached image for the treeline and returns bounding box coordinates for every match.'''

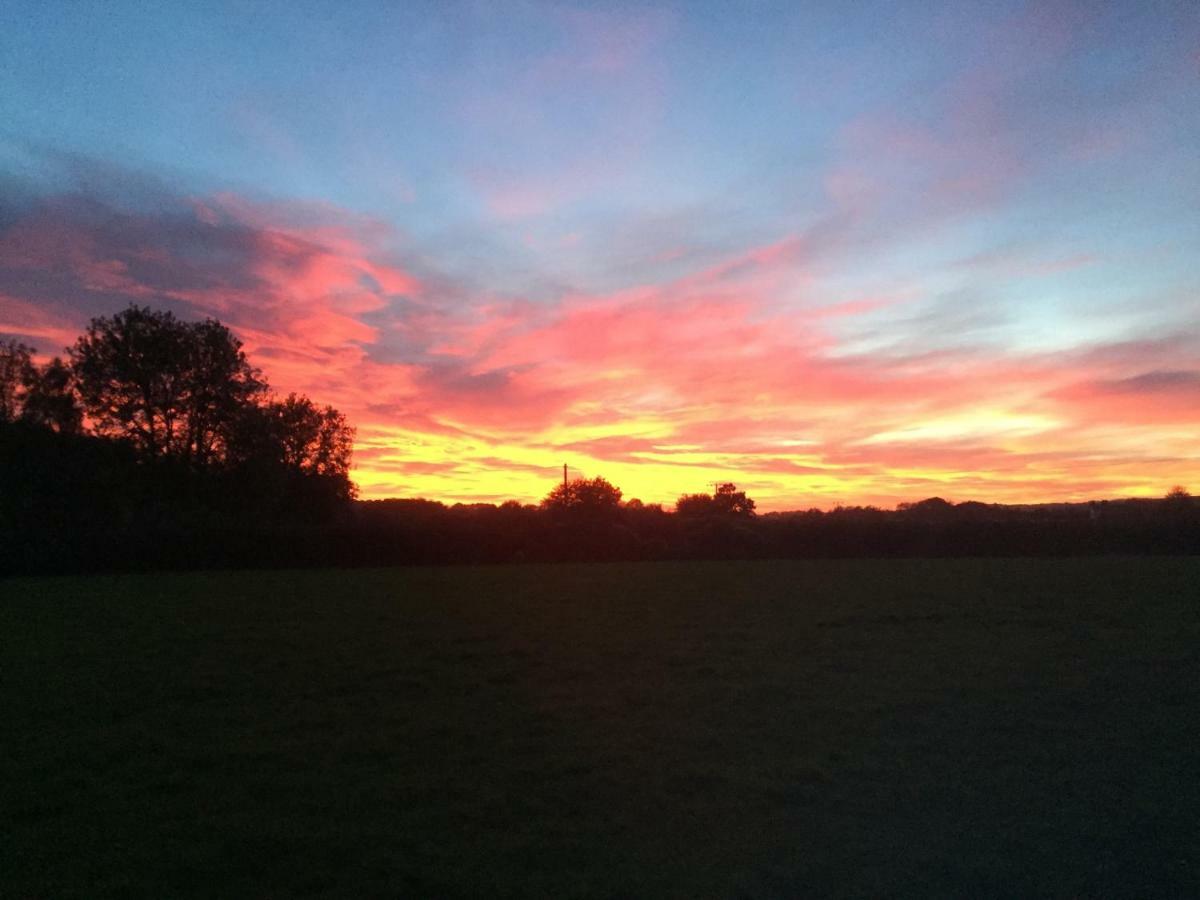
[3,307,1198,575]
[1,306,355,574]
[5,449,1198,575]
[6,443,1199,576]
[333,489,1200,567]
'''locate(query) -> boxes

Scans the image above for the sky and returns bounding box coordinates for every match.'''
[1,0,1198,510]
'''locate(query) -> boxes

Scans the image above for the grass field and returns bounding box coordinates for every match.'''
[3,558,1199,897]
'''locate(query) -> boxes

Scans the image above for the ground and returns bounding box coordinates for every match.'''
[3,558,1198,897]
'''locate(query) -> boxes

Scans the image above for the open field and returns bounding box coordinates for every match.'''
[3,558,1199,897]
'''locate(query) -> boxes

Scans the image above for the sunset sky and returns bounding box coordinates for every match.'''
[2,1,1197,509]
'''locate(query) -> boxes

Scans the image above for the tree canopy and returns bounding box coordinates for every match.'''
[227,393,356,502]
[0,339,35,423]
[3,304,356,513]
[22,357,83,434]
[675,483,756,517]
[70,306,265,464]
[543,476,623,513]
[1,339,81,433]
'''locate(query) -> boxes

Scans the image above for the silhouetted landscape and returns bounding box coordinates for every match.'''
[5,308,1196,895]
[3,306,1197,575]
[5,3,1199,896]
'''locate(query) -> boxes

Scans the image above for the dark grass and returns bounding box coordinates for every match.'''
[3,558,1198,897]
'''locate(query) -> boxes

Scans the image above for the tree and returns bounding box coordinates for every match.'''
[272,394,354,480]
[227,393,356,500]
[0,339,35,423]
[0,342,81,433]
[675,492,715,517]
[70,306,264,463]
[713,482,756,516]
[1164,486,1193,513]
[543,476,623,513]
[898,496,955,520]
[21,357,82,434]
[184,318,268,466]
[675,483,756,517]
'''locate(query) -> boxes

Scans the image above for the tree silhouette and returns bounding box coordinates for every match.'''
[543,476,622,513]
[713,482,755,516]
[21,357,82,434]
[676,483,755,517]
[0,340,35,423]
[675,492,714,516]
[228,393,356,500]
[272,394,354,480]
[0,341,82,433]
[70,306,264,463]
[1164,486,1194,523]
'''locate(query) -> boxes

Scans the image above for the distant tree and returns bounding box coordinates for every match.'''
[543,476,623,513]
[713,482,756,516]
[0,339,35,422]
[675,483,756,517]
[898,496,952,512]
[21,357,82,434]
[675,492,715,517]
[1161,486,1196,532]
[898,497,955,520]
[70,306,264,463]
[1164,485,1193,518]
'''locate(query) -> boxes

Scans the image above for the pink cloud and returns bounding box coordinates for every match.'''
[0,293,81,349]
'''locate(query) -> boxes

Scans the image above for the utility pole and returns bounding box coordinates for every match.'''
[564,463,569,490]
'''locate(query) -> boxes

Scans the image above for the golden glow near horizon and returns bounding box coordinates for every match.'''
[349,407,1198,512]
